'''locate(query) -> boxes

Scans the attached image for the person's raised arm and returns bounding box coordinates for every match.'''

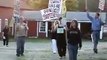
[86,11,93,21]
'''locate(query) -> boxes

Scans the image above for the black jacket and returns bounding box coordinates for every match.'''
[2,27,9,36]
[67,28,82,47]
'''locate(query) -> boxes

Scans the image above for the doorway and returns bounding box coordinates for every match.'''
[28,21,37,37]
[48,22,52,38]
[80,22,91,39]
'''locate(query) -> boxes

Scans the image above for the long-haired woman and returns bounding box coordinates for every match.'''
[51,20,59,54]
[67,20,82,60]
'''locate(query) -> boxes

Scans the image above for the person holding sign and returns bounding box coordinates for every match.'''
[86,10,104,54]
[51,21,59,54]
[67,20,82,60]
[56,17,67,59]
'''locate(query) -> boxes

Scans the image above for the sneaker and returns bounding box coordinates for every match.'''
[53,52,57,54]
[6,45,8,47]
[94,49,98,54]
[60,57,63,59]
[16,54,20,57]
[63,56,66,58]
[21,54,24,56]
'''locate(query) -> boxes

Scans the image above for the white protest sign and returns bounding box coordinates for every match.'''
[40,8,58,21]
[48,0,62,14]
[99,0,105,10]
[41,0,63,21]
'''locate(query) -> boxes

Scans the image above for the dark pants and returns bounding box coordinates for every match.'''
[68,44,78,60]
[3,36,8,46]
[16,36,25,55]
[56,34,66,57]
[57,43,66,57]
[92,30,100,50]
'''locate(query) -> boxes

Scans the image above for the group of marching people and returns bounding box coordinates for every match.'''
[50,17,82,60]
[1,11,104,60]
[50,11,104,60]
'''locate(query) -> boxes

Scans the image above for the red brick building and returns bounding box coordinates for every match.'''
[0,0,47,38]
[0,0,106,39]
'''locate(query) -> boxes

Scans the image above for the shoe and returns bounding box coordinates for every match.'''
[94,49,98,54]
[63,56,66,58]
[21,54,24,56]
[53,52,57,54]
[53,53,56,54]
[60,57,63,59]
[16,54,20,57]
[6,45,8,47]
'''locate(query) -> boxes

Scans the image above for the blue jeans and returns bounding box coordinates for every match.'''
[68,44,78,60]
[16,36,26,55]
[92,30,100,49]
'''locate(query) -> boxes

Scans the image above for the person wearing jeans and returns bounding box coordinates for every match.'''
[67,20,82,60]
[68,44,78,60]
[92,30,100,53]
[87,11,104,53]
[15,17,29,57]
[16,36,25,56]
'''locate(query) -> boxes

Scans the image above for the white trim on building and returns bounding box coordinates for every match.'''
[45,22,48,37]
[37,22,39,37]
[38,21,48,37]
[39,22,46,33]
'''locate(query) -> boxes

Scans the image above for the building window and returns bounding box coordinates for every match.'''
[5,19,8,26]
[39,22,46,32]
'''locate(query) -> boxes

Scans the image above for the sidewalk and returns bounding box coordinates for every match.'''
[0,39,107,60]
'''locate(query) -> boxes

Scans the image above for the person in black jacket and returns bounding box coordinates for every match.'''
[67,20,82,60]
[2,25,9,47]
[56,17,67,59]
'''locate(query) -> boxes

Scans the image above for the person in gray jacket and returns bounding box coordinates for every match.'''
[15,17,29,57]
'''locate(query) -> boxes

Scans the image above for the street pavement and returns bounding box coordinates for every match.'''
[0,39,107,60]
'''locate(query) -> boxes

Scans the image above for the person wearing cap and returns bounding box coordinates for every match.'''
[15,17,29,57]
[86,11,104,54]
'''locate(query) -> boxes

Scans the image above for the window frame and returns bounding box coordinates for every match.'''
[39,22,46,33]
